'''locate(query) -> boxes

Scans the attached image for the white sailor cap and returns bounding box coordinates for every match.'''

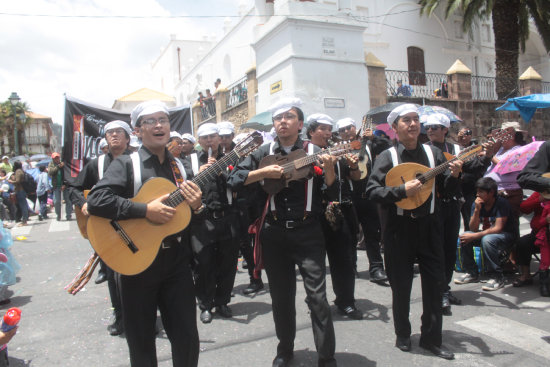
[423,113,450,128]
[197,123,219,137]
[105,120,132,136]
[130,100,169,128]
[169,131,182,140]
[501,121,521,131]
[387,104,419,125]
[307,113,334,126]
[218,121,235,135]
[336,118,356,130]
[181,133,196,144]
[129,135,141,148]
[98,138,108,149]
[233,133,248,145]
[269,97,303,117]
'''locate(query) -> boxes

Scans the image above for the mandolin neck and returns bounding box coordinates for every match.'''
[288,144,349,171]
[418,145,482,184]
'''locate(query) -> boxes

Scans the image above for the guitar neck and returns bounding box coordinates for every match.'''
[162,150,240,208]
[419,145,482,183]
[290,144,349,171]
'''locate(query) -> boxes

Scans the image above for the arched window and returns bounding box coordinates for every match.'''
[407,47,426,86]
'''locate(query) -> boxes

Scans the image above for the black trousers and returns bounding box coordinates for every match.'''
[261,220,335,362]
[516,232,537,266]
[354,197,384,273]
[190,213,239,310]
[116,244,199,367]
[233,204,258,281]
[105,264,122,317]
[321,205,356,309]
[440,200,461,292]
[384,214,445,347]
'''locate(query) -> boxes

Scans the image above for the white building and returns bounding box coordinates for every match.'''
[152,0,550,122]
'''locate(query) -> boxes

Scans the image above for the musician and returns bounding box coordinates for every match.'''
[228,98,338,367]
[67,120,133,336]
[99,138,109,154]
[337,117,391,284]
[167,131,185,157]
[181,133,197,158]
[307,113,362,320]
[87,100,202,367]
[517,140,550,295]
[190,122,239,324]
[365,104,462,360]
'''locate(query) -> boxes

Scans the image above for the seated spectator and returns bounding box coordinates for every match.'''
[394,80,412,97]
[514,191,550,296]
[455,177,519,291]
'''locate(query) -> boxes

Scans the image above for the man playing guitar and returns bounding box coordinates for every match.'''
[87,100,203,367]
[228,98,339,367]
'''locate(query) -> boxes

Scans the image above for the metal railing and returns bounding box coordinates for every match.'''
[385,70,448,99]
[226,77,248,109]
[26,136,49,145]
[542,81,550,94]
[471,75,498,100]
[200,98,216,120]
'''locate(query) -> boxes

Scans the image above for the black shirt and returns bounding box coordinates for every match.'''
[228,137,338,221]
[366,141,458,218]
[195,147,231,212]
[351,136,392,197]
[472,196,519,237]
[518,140,550,192]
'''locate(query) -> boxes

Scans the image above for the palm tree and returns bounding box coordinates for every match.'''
[418,0,550,100]
[0,100,32,155]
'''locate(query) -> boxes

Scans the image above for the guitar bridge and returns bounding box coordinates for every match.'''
[110,220,139,253]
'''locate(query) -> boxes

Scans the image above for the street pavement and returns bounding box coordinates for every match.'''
[3,207,550,367]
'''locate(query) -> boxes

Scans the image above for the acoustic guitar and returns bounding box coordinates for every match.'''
[74,190,90,238]
[386,129,513,210]
[86,131,264,275]
[259,140,361,194]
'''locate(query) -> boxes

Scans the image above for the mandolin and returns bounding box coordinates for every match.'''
[259,140,361,194]
[386,129,513,210]
[86,131,263,275]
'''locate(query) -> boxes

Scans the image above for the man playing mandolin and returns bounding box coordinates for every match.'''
[228,98,339,367]
[87,100,203,367]
[365,104,462,360]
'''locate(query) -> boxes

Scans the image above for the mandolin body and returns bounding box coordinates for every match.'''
[385,163,435,210]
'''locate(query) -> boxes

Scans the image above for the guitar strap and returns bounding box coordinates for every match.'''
[98,154,106,180]
[169,157,187,185]
[453,143,461,155]
[389,145,435,215]
[268,141,314,217]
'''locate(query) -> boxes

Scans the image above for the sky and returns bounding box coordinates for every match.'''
[0,0,252,124]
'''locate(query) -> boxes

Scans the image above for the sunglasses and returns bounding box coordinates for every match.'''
[463,130,472,136]
[338,126,354,133]
[425,125,444,131]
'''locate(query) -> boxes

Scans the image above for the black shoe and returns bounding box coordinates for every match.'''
[107,319,124,336]
[447,291,462,305]
[442,292,452,316]
[370,268,388,283]
[38,215,43,221]
[200,310,213,324]
[243,280,264,295]
[215,304,232,318]
[66,216,72,221]
[56,216,61,221]
[95,272,107,284]
[395,336,411,352]
[338,305,363,320]
[419,341,455,360]
[272,353,293,367]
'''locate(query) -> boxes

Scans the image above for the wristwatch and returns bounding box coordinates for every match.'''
[193,204,206,215]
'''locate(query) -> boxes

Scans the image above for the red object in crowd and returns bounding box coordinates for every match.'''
[1,307,21,332]
[313,166,323,175]
[228,165,234,171]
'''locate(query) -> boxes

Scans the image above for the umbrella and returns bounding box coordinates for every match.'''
[240,111,273,131]
[374,123,396,140]
[492,140,545,175]
[30,154,48,161]
[365,102,420,125]
[417,105,462,124]
[36,158,51,167]
[496,93,550,122]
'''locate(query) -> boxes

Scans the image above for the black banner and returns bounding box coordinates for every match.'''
[62,95,191,183]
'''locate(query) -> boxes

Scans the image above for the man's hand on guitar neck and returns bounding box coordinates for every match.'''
[179,181,203,211]
[81,202,89,216]
[449,160,463,178]
[362,128,374,140]
[146,193,177,224]
[318,154,337,186]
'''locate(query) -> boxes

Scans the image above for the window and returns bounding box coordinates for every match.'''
[407,47,426,86]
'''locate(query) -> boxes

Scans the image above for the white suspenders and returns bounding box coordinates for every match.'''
[190,153,199,176]
[389,145,435,216]
[97,154,106,180]
[269,142,314,213]
[129,151,187,197]
[453,144,461,155]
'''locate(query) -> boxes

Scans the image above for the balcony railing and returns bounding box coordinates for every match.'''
[542,81,550,94]
[386,70,448,99]
[26,136,49,145]
[226,77,248,109]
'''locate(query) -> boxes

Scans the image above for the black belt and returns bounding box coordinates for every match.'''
[208,209,227,219]
[265,216,315,229]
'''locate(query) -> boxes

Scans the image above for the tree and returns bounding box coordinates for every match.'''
[418,0,550,100]
[0,100,32,155]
